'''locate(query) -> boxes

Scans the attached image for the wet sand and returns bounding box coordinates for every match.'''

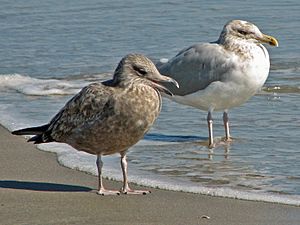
[1,125,299,225]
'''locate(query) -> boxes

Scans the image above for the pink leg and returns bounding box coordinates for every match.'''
[207,111,214,148]
[96,155,120,195]
[120,152,150,195]
[223,111,232,142]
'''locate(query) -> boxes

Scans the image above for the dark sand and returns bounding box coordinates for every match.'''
[1,125,299,225]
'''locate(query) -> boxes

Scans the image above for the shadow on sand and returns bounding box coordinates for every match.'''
[0,180,92,192]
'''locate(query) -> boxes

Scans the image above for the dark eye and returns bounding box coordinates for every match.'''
[238,29,248,35]
[133,66,147,76]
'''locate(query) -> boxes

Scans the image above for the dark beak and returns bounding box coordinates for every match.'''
[148,72,179,96]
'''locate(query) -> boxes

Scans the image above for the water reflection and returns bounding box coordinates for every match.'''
[144,133,232,160]
[128,133,297,195]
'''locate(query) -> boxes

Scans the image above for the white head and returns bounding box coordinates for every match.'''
[218,20,278,47]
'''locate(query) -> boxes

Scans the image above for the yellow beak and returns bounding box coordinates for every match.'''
[259,34,279,47]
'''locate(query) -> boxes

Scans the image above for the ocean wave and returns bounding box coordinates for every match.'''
[0,74,90,96]
[262,85,300,94]
[271,58,300,72]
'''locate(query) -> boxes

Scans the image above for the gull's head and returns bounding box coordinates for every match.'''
[114,53,179,95]
[219,20,279,47]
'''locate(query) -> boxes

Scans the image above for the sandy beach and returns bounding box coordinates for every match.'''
[0,125,299,225]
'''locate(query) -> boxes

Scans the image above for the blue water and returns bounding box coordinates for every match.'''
[1,0,300,205]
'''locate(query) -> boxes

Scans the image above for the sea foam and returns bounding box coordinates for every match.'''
[0,74,87,96]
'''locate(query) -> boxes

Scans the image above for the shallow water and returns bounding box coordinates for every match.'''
[1,0,300,205]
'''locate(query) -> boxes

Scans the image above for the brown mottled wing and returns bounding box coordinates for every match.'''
[47,82,114,141]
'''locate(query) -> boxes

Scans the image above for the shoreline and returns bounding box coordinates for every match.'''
[1,125,299,225]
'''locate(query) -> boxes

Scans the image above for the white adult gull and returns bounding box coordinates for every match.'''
[12,53,178,195]
[158,20,278,147]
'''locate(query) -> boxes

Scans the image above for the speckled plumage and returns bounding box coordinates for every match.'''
[12,53,178,195]
[158,20,278,147]
[47,81,161,156]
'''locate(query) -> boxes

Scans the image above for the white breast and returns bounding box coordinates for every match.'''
[169,43,270,111]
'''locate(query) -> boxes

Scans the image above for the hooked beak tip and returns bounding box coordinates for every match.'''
[165,77,179,88]
[172,79,180,88]
[261,34,279,47]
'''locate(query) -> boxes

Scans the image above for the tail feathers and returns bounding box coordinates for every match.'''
[28,134,48,144]
[12,124,49,136]
[12,124,54,144]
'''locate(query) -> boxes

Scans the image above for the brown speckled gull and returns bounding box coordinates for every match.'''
[158,20,278,148]
[12,53,178,195]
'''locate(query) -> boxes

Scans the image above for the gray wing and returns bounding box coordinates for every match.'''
[158,42,233,96]
[47,82,114,141]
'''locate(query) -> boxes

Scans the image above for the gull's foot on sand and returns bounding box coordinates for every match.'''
[97,188,120,196]
[121,187,151,195]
